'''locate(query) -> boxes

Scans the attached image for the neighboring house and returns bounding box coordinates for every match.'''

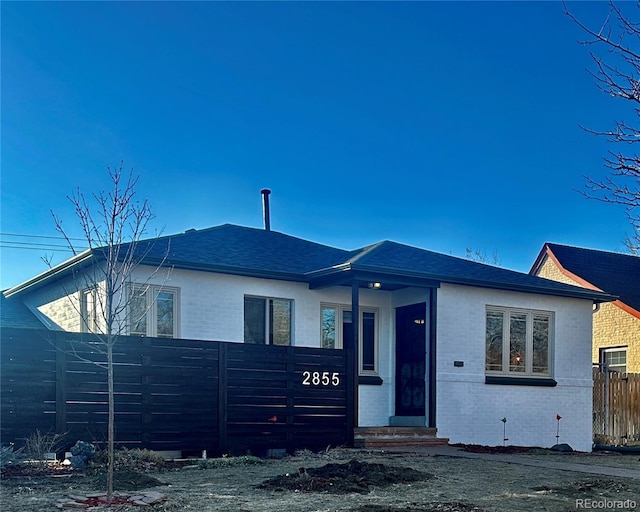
[530,243,640,373]
[2,224,614,451]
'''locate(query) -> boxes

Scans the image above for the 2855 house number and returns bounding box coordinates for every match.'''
[302,371,340,387]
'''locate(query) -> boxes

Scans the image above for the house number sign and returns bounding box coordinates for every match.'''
[302,371,340,387]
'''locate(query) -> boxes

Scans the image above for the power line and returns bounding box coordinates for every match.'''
[0,232,92,253]
[0,244,78,253]
[0,240,79,249]
[0,232,89,242]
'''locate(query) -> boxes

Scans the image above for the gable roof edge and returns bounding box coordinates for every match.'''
[531,244,603,291]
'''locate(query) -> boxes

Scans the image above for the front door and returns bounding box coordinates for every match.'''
[395,303,427,417]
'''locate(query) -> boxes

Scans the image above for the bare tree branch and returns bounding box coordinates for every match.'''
[46,162,171,500]
[565,0,640,252]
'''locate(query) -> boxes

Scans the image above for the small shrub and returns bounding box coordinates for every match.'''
[197,455,263,469]
[25,429,67,462]
[92,448,166,472]
[0,445,24,469]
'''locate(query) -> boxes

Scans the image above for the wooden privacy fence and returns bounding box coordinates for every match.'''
[1,327,354,455]
[593,368,640,446]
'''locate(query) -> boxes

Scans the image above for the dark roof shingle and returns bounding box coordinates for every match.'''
[0,293,47,329]
[5,224,615,303]
[131,224,354,278]
[541,243,640,311]
[350,241,614,299]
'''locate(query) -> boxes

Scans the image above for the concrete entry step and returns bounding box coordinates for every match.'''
[354,427,449,448]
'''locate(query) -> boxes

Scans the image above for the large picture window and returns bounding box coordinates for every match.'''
[486,306,552,377]
[321,304,378,375]
[244,296,292,346]
[129,285,178,338]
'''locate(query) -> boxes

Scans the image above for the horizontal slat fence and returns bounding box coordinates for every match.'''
[593,368,640,446]
[1,327,353,455]
[1,330,57,437]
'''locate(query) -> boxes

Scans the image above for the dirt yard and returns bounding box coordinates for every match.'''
[1,447,639,512]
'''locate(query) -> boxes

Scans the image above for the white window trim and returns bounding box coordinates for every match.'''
[244,295,294,346]
[601,346,627,373]
[80,287,99,334]
[320,303,380,376]
[128,284,180,338]
[485,305,554,378]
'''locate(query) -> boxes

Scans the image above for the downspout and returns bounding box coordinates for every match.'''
[428,287,437,429]
[350,281,360,440]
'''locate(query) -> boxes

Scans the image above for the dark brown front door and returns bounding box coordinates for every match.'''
[395,303,427,417]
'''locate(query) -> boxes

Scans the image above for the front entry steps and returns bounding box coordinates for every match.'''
[354,427,449,449]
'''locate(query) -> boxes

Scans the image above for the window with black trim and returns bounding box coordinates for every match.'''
[321,303,378,375]
[485,306,552,377]
[244,296,292,346]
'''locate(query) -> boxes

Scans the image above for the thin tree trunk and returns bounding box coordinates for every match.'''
[107,340,114,500]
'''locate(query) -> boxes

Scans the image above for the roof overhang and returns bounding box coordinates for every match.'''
[307,262,616,302]
[148,258,307,284]
[307,264,441,290]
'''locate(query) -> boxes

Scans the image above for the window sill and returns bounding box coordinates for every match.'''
[485,376,557,387]
[359,375,383,386]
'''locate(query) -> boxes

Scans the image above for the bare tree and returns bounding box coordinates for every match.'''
[50,162,169,500]
[564,1,640,253]
[465,247,502,266]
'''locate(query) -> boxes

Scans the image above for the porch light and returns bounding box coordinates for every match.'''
[368,282,382,289]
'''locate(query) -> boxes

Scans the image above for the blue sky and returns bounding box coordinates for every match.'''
[1,1,633,290]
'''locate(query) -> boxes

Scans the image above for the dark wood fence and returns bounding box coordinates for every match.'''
[1,327,354,455]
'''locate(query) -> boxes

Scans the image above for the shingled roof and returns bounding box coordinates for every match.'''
[531,243,640,313]
[5,224,614,303]
[0,293,47,329]
[128,224,356,279]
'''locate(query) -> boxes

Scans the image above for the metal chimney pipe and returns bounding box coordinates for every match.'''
[261,189,271,231]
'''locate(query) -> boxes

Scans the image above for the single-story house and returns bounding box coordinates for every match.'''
[3,224,615,451]
[530,243,640,373]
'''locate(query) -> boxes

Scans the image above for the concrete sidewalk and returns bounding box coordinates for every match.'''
[386,445,640,480]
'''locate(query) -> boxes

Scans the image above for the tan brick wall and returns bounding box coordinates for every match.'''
[37,292,82,332]
[592,302,640,372]
[536,256,640,372]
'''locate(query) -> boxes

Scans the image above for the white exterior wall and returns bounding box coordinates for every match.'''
[24,264,595,450]
[132,266,398,426]
[435,283,594,452]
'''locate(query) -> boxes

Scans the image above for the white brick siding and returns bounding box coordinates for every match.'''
[26,264,596,450]
[435,283,594,452]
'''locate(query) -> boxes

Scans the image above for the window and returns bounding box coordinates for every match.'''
[601,347,627,373]
[321,304,378,374]
[80,288,99,333]
[244,296,292,346]
[129,285,178,338]
[485,306,552,377]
